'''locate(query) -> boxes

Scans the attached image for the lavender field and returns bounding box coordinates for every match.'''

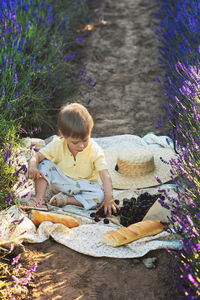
[0,0,199,299]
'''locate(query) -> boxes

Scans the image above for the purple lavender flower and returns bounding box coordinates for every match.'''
[19,128,28,134]
[2,86,5,98]
[15,263,21,271]
[35,198,43,207]
[4,150,10,162]
[14,72,17,86]
[30,263,38,273]
[154,176,162,185]
[11,254,21,265]
[22,263,38,285]
[7,194,13,205]
[92,82,97,88]
[22,274,31,285]
[187,274,199,288]
[75,37,84,43]
[159,156,170,165]
[155,118,163,129]
[12,275,19,286]
[196,244,200,251]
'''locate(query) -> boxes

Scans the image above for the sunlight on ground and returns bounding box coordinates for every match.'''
[31,272,71,298]
[26,249,54,263]
[42,280,67,293]
[74,295,84,300]
[78,20,107,32]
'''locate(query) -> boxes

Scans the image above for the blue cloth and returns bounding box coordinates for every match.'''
[39,160,104,210]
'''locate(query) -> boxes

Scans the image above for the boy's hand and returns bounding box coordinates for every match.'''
[28,168,44,181]
[98,198,120,217]
[98,169,119,216]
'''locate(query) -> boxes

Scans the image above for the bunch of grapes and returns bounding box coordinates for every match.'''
[90,192,165,227]
[90,200,120,224]
[118,192,165,227]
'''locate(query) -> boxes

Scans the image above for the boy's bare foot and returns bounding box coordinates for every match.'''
[49,192,69,207]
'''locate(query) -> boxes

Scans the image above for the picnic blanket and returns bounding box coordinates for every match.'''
[0,133,182,258]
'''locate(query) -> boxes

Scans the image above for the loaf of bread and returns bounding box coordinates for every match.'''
[102,220,168,247]
[30,210,79,228]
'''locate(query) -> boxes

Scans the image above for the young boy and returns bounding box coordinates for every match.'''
[27,103,119,216]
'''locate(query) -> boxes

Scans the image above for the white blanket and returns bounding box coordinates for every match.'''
[0,133,182,258]
[0,205,181,258]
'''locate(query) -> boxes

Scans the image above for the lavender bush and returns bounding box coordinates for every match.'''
[0,0,101,296]
[0,0,99,133]
[0,0,98,207]
[156,0,200,298]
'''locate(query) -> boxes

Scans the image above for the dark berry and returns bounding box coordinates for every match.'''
[112,211,117,216]
[90,212,96,218]
[130,216,137,223]
[120,218,129,227]
[147,199,153,203]
[125,210,132,217]
[123,221,129,227]
[96,207,106,217]
[94,216,100,222]
[152,195,158,201]
[123,198,131,206]
[101,213,107,218]
[131,197,136,202]
[137,195,143,202]
[122,206,129,212]
[143,192,150,197]
[104,218,109,224]
[114,199,120,205]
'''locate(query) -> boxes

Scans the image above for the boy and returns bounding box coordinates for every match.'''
[27,103,119,216]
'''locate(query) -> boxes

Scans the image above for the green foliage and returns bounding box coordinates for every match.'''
[0,0,98,133]
[0,116,21,209]
[0,0,99,207]
[0,0,100,297]
[0,116,20,148]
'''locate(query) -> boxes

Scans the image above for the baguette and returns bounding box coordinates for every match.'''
[30,210,79,228]
[102,220,168,247]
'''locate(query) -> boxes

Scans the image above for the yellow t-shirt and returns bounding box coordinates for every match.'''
[39,136,107,182]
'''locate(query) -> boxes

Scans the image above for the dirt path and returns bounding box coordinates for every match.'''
[20,1,179,299]
[80,0,168,138]
[23,241,178,300]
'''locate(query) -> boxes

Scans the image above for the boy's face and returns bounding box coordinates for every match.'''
[66,135,90,155]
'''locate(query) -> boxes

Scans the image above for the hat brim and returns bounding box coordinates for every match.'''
[104,147,178,189]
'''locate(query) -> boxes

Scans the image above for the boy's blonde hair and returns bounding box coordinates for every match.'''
[58,103,94,139]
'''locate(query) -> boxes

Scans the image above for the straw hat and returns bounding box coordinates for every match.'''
[104,147,177,189]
